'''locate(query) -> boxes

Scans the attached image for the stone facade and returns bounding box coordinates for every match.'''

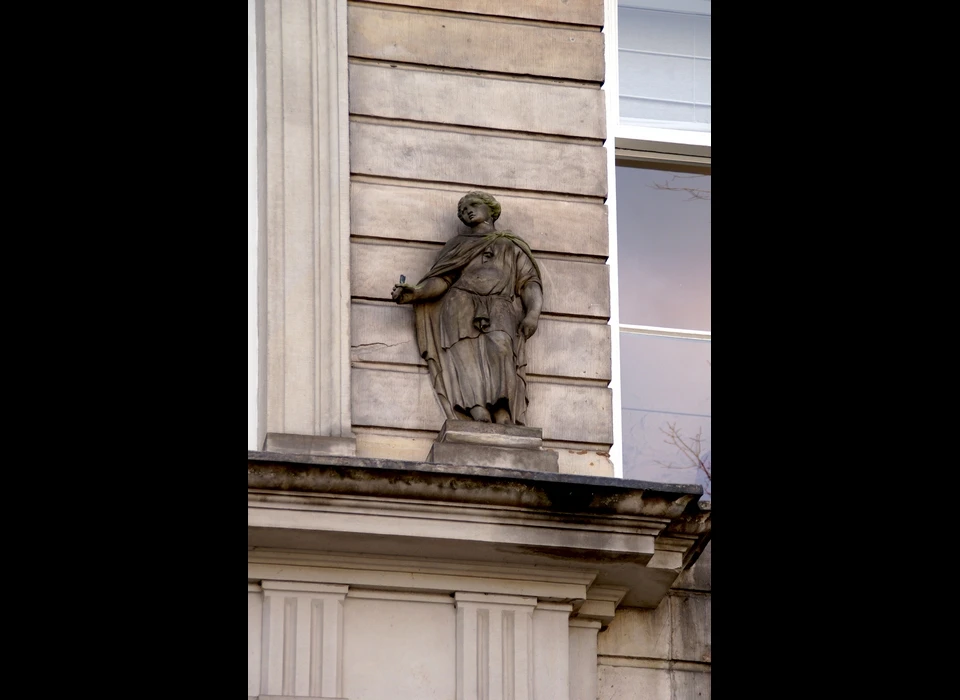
[249,1,711,698]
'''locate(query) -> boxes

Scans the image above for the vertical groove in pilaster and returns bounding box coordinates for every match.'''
[255,0,269,449]
[478,609,489,700]
[526,611,535,700]
[310,597,324,696]
[503,610,515,700]
[264,0,286,434]
[282,597,297,695]
[457,605,466,700]
[335,0,352,438]
[312,0,326,436]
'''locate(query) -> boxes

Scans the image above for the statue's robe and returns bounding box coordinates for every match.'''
[413,230,542,424]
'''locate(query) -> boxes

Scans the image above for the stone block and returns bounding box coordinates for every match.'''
[673,669,711,700]
[673,541,711,591]
[597,605,671,660]
[348,5,604,82]
[555,448,614,477]
[350,63,606,139]
[367,0,604,26]
[429,441,560,473]
[351,241,611,319]
[355,432,434,462]
[351,181,609,258]
[598,665,670,700]
[671,592,711,664]
[438,419,543,449]
[350,303,612,382]
[351,366,613,444]
[350,122,608,198]
[263,433,357,457]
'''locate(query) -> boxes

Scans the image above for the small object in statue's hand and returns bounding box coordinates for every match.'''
[399,275,406,284]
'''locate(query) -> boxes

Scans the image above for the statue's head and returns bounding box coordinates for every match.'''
[457,191,501,226]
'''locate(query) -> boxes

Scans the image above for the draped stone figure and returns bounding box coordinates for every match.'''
[391,191,544,425]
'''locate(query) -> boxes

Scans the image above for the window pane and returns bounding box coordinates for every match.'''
[618,2,711,132]
[616,165,710,330]
[620,332,711,498]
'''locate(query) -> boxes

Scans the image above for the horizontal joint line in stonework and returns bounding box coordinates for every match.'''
[349,172,606,201]
[526,374,610,388]
[348,1,603,33]
[665,587,712,597]
[349,175,606,204]
[346,302,609,325]
[348,57,604,89]
[348,300,610,324]
[598,655,711,672]
[348,236,608,264]
[348,360,610,385]
[350,360,426,373]
[543,441,611,452]
[349,114,605,146]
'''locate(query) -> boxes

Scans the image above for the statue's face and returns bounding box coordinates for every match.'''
[459,199,492,227]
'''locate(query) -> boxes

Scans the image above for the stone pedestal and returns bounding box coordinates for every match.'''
[427,420,559,472]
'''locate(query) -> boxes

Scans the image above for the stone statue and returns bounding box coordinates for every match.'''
[391,191,543,425]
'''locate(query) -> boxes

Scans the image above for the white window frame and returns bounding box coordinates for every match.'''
[603,0,711,478]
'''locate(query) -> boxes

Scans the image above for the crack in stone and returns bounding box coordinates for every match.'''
[351,341,409,351]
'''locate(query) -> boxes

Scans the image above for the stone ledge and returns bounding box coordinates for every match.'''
[263,433,357,457]
[248,450,702,501]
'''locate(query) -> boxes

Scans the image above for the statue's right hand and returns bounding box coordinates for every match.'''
[391,283,416,304]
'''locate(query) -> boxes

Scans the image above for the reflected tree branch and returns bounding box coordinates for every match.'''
[657,421,711,495]
[651,174,711,201]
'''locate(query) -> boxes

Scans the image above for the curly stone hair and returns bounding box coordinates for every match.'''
[457,190,502,224]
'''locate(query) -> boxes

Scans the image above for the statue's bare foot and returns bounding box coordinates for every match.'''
[492,407,513,425]
[470,406,492,422]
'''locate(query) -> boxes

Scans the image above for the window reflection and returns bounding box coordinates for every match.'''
[616,166,710,331]
[620,333,711,498]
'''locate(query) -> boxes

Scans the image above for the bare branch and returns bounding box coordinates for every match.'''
[659,422,711,494]
[650,175,711,201]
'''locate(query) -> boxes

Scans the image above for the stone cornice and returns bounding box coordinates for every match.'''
[248,450,705,519]
[248,451,711,609]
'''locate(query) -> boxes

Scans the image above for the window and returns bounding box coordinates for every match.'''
[615,164,710,497]
[605,1,711,498]
[618,0,711,133]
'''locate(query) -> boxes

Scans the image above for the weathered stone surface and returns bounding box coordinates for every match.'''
[429,441,560,472]
[248,451,704,516]
[366,0,604,26]
[355,432,434,463]
[352,367,445,430]
[438,420,543,449]
[263,433,357,457]
[351,242,610,319]
[598,666,669,700]
[342,596,456,700]
[262,0,352,440]
[352,367,613,443]
[350,302,612,381]
[350,122,608,198]
[598,605,671,660]
[351,182,609,257]
[673,541,711,591]
[350,63,606,139]
[556,449,614,477]
[348,5,604,82]
[673,669,711,699]
[671,593,711,664]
